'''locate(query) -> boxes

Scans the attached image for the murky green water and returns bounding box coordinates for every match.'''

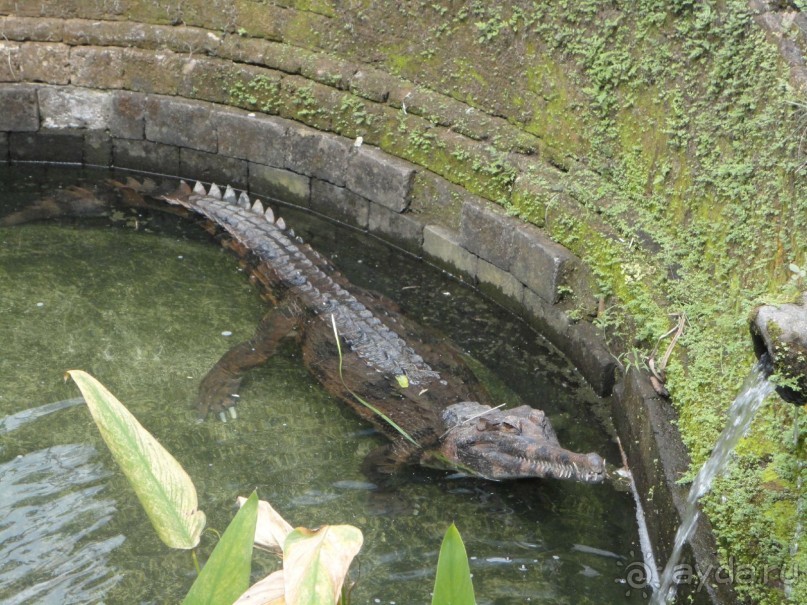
[0,165,645,604]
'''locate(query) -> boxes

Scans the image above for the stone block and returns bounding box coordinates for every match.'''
[1,17,65,41]
[84,129,112,166]
[19,42,69,84]
[145,96,216,153]
[69,46,125,89]
[38,87,112,130]
[310,179,369,229]
[367,203,423,254]
[348,67,392,103]
[408,171,466,231]
[9,130,84,163]
[0,41,21,81]
[459,200,516,271]
[286,125,352,187]
[346,145,414,212]
[217,110,288,167]
[0,85,39,131]
[122,48,182,95]
[510,222,577,304]
[423,224,478,280]
[112,138,179,175]
[177,57,242,106]
[179,148,248,190]
[0,132,8,162]
[249,162,310,207]
[565,321,617,396]
[109,90,146,139]
[476,257,524,313]
[522,288,571,348]
[219,34,268,65]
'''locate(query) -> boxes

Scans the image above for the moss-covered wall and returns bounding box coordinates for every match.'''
[1,1,805,602]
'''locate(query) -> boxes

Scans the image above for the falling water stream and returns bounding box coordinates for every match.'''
[651,359,775,604]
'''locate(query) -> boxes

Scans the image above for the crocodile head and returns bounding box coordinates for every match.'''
[433,402,606,484]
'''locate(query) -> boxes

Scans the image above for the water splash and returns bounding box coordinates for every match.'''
[651,360,774,605]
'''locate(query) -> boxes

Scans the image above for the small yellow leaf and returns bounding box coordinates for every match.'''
[395,374,409,389]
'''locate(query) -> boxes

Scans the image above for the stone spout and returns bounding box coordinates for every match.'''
[750,292,807,405]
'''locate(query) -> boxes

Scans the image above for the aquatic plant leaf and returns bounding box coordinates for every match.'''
[183,491,259,605]
[67,370,205,549]
[234,570,286,604]
[237,496,293,554]
[283,525,363,605]
[431,523,476,605]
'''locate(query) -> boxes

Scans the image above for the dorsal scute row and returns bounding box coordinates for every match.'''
[172,181,441,386]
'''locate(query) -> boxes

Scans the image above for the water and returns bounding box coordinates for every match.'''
[0,165,643,604]
[650,360,775,604]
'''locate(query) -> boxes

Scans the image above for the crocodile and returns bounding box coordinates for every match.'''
[1,177,607,484]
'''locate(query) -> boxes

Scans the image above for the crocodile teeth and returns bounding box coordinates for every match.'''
[218,411,228,423]
[265,207,275,223]
[238,192,251,209]
[287,228,295,238]
[193,181,206,195]
[276,217,286,230]
[177,180,192,196]
[251,200,265,215]
[208,183,222,199]
[223,185,237,204]
[228,406,238,419]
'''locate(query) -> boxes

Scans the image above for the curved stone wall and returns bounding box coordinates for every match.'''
[0,8,775,604]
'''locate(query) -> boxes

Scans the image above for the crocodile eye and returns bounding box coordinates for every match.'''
[501,421,521,434]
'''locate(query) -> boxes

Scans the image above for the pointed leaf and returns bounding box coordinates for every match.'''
[283,525,363,605]
[432,523,476,605]
[183,492,259,605]
[237,496,294,553]
[234,570,286,605]
[67,370,205,549]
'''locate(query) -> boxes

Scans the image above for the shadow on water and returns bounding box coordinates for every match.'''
[0,165,644,604]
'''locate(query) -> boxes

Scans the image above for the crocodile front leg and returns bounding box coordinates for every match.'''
[197,298,301,420]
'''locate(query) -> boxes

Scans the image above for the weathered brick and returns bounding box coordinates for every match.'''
[70,46,125,89]
[249,162,310,207]
[459,200,516,270]
[122,48,182,95]
[510,222,577,304]
[346,145,414,212]
[310,178,369,229]
[0,85,39,131]
[145,96,216,152]
[109,90,146,139]
[0,41,22,81]
[179,148,248,189]
[285,125,352,187]
[423,224,478,280]
[84,129,112,166]
[217,110,288,167]
[367,203,423,254]
[9,130,84,163]
[348,67,392,103]
[0,16,65,41]
[113,138,179,175]
[476,257,524,313]
[0,132,8,162]
[38,87,112,130]
[19,42,69,84]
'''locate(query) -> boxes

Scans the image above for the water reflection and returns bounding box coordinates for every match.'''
[0,443,123,604]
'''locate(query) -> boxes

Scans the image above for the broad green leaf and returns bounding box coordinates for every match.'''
[283,525,363,605]
[431,523,476,605]
[237,496,294,554]
[67,370,205,549]
[183,492,259,605]
[234,569,286,605]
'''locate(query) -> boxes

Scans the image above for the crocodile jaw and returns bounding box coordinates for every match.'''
[438,402,606,484]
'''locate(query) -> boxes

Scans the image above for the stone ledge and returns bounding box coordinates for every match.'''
[0,85,39,131]
[612,369,730,605]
